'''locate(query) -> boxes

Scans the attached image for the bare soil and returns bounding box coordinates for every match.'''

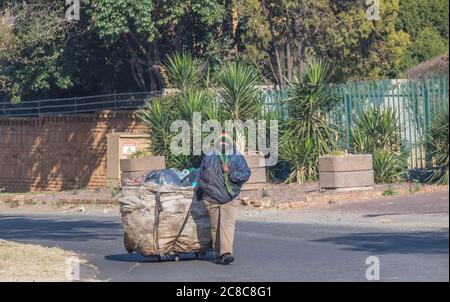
[0,182,447,211]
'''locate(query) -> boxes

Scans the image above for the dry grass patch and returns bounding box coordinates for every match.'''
[0,239,84,282]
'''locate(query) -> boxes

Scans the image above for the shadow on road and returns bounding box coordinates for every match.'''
[105,253,213,263]
[0,215,122,242]
[313,229,449,254]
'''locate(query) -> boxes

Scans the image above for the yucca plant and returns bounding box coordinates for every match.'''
[280,60,338,183]
[352,107,402,153]
[137,96,175,159]
[217,61,263,121]
[138,97,196,169]
[177,89,215,122]
[165,52,204,92]
[352,107,406,183]
[373,149,407,183]
[280,138,316,183]
[425,108,449,185]
[140,53,220,169]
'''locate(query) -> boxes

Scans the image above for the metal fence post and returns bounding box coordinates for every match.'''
[423,80,431,169]
[344,93,352,151]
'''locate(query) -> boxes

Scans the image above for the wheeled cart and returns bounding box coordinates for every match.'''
[119,184,212,261]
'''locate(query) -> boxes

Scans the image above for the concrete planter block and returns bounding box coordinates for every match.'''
[120,156,166,185]
[319,154,374,191]
[242,154,267,191]
[120,156,166,172]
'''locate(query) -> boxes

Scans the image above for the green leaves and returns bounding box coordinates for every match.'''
[373,149,407,183]
[280,60,337,183]
[280,137,316,184]
[217,62,263,121]
[86,0,156,42]
[352,107,407,183]
[425,108,449,184]
[352,107,402,153]
[165,52,203,92]
[0,1,74,101]
[137,96,174,157]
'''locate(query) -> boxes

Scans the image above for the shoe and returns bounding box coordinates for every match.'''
[215,253,234,265]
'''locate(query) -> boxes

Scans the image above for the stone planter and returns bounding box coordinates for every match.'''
[242,153,267,191]
[319,154,374,191]
[120,156,166,185]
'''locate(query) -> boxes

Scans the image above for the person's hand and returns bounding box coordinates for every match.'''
[222,164,230,174]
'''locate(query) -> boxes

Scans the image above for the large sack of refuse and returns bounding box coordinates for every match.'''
[119,184,211,256]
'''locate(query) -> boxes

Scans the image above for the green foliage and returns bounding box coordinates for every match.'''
[85,0,229,91]
[280,60,338,183]
[352,107,402,153]
[399,27,449,73]
[408,179,422,193]
[284,60,337,155]
[137,54,209,169]
[280,137,316,184]
[165,52,203,92]
[0,1,74,102]
[128,149,151,159]
[373,149,407,183]
[326,150,349,157]
[396,0,449,73]
[396,0,448,40]
[217,62,263,121]
[239,0,410,83]
[425,108,449,185]
[382,184,398,196]
[137,96,174,158]
[352,107,407,183]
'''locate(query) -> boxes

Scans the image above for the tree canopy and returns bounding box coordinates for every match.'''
[0,0,448,102]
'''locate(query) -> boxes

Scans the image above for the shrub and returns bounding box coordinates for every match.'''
[217,61,263,121]
[352,107,406,183]
[425,108,449,185]
[128,149,151,159]
[164,52,203,92]
[352,107,402,153]
[373,149,407,183]
[280,60,338,183]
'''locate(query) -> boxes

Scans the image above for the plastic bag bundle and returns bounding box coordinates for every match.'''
[145,169,182,186]
[181,169,200,186]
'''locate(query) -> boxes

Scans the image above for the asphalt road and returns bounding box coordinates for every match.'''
[0,194,448,282]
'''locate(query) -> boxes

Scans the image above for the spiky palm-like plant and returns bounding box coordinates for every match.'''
[280,138,316,184]
[280,60,338,183]
[165,52,204,92]
[352,107,402,153]
[372,149,407,183]
[137,97,174,158]
[217,61,263,121]
[425,108,449,185]
[352,107,406,183]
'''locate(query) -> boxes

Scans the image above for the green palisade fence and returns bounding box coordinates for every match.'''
[263,75,449,171]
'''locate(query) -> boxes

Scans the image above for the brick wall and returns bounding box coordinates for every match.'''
[0,111,147,192]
